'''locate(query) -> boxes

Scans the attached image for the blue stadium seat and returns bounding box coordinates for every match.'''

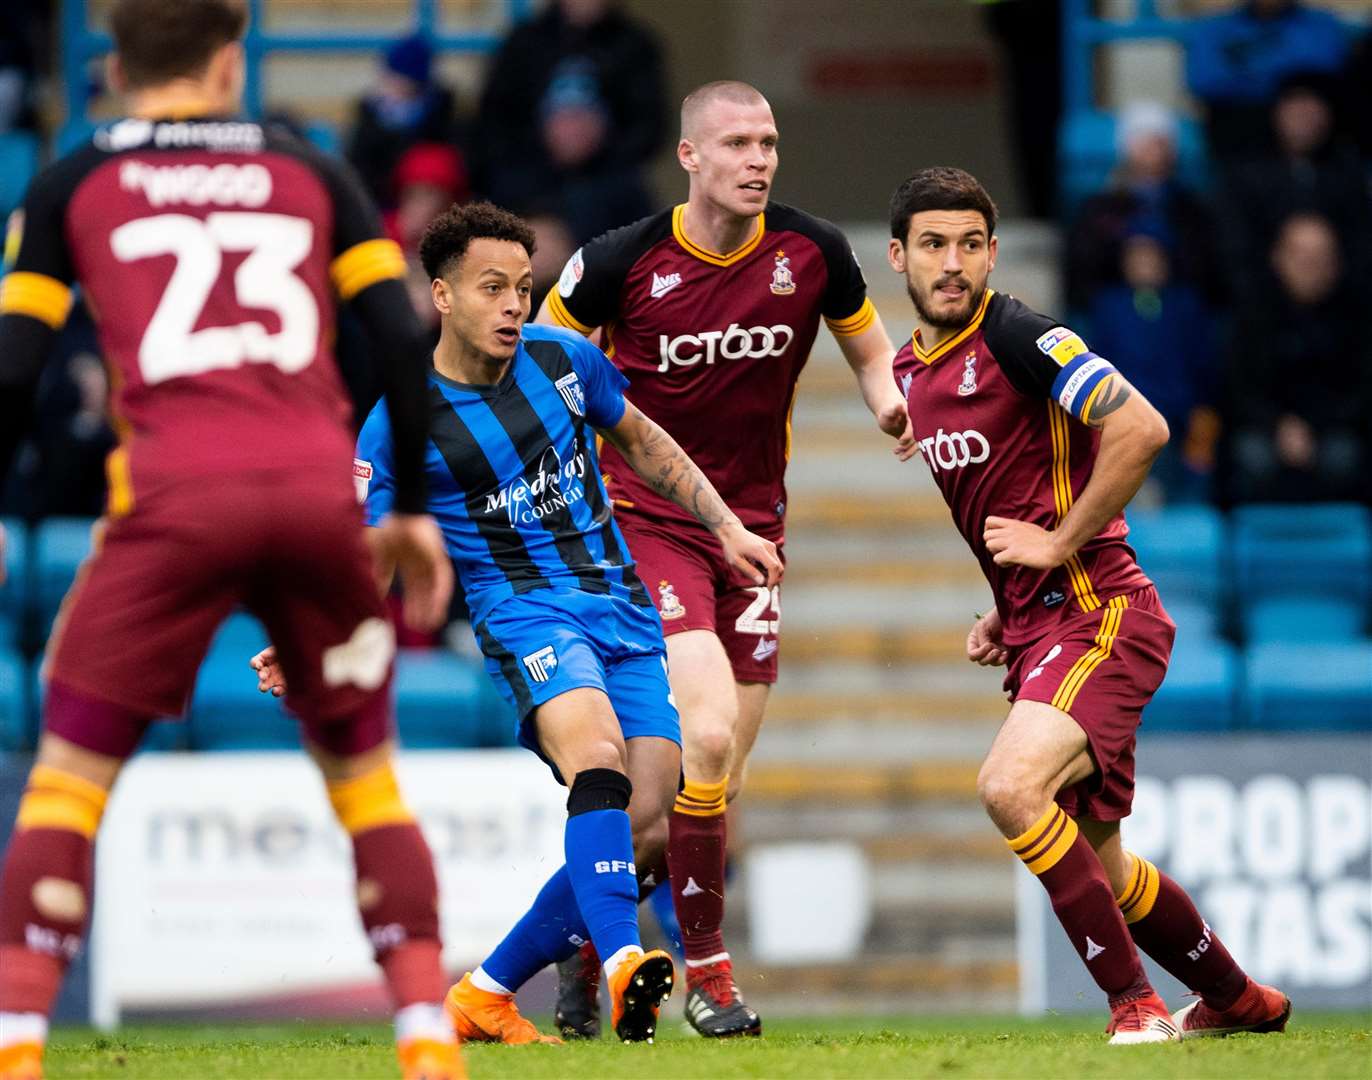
[1,518,29,622]
[303,121,341,155]
[0,131,40,217]
[0,651,29,752]
[55,120,99,158]
[1162,599,1220,640]
[188,616,294,750]
[1243,642,1372,731]
[1126,506,1225,608]
[34,518,97,635]
[1243,596,1368,644]
[394,648,515,749]
[1232,503,1372,605]
[1145,633,1239,732]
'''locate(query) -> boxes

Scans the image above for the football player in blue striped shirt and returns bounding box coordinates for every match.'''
[253,202,780,1044]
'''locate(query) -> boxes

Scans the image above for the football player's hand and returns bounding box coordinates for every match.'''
[718,522,783,587]
[374,513,455,632]
[984,516,1068,570]
[966,609,1008,667]
[250,646,287,697]
[878,397,919,461]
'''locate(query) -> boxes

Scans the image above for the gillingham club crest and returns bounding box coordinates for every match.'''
[769,250,796,295]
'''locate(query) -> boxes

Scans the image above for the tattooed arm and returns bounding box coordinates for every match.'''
[599,401,783,586]
[984,374,1169,570]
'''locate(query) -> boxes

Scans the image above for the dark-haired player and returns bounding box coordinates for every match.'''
[886,166,1290,1043]
[537,79,913,1039]
[0,3,458,1078]
[250,201,782,1045]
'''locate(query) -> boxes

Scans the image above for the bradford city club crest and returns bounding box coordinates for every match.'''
[957,351,978,396]
[658,580,686,620]
[769,250,796,296]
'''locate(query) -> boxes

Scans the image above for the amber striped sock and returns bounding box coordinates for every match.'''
[667,777,728,966]
[1117,853,1246,1011]
[1008,805,1147,1000]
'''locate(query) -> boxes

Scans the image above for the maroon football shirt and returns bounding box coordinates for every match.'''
[893,290,1152,647]
[545,202,876,538]
[0,116,408,508]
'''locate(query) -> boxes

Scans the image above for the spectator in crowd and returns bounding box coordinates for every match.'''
[522,203,577,312]
[1088,223,1219,505]
[1186,0,1353,164]
[474,0,667,244]
[0,0,47,133]
[1223,212,1369,505]
[1065,101,1219,315]
[383,143,470,331]
[346,33,464,209]
[1216,71,1372,302]
[0,304,113,519]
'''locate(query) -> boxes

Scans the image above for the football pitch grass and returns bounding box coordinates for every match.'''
[46,1011,1371,1078]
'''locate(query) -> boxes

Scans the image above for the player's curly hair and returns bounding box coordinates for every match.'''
[889,167,999,242]
[419,201,537,280]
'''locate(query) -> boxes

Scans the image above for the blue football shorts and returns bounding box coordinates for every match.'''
[473,588,681,767]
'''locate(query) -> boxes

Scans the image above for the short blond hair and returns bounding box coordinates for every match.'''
[680,80,769,141]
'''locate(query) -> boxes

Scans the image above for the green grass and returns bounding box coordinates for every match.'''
[46,1012,1371,1079]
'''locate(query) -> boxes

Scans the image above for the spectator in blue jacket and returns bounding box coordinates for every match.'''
[1088,223,1219,504]
[1186,0,1352,162]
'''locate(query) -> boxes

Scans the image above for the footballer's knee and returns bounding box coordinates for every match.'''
[684,716,734,780]
[976,759,1050,837]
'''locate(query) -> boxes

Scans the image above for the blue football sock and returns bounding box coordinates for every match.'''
[479,866,589,992]
[563,769,641,964]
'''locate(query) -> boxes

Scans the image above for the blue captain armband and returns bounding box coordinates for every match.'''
[1051,353,1117,422]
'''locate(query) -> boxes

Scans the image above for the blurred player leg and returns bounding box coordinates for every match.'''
[0,699,145,1080]
[978,701,1177,1044]
[1080,820,1290,1039]
[258,481,460,1079]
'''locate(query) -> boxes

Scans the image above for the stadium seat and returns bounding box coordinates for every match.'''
[1232,503,1372,605]
[1125,506,1225,609]
[33,517,97,635]
[187,617,294,750]
[1145,633,1239,732]
[1243,642,1372,731]
[394,648,515,749]
[0,650,29,752]
[55,120,99,158]
[0,518,29,633]
[303,120,341,155]
[1242,596,1368,644]
[1161,598,1220,640]
[0,131,40,218]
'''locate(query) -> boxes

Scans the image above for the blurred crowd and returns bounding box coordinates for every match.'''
[1066,0,1372,508]
[3,0,1370,529]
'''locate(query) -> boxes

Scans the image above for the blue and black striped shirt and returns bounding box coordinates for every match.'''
[356,324,650,624]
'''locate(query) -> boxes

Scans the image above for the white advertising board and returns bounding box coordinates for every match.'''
[90,751,567,1027]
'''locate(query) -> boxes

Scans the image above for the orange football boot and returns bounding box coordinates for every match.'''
[1172,979,1291,1039]
[1106,988,1181,1044]
[443,973,562,1045]
[0,1042,42,1080]
[607,949,675,1043]
[397,1037,465,1080]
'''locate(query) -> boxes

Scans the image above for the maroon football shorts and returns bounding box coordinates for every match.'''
[616,515,784,684]
[1002,585,1175,822]
[45,469,393,755]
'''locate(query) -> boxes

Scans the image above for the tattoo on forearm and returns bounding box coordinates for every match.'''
[627,409,729,528]
[1087,375,1132,425]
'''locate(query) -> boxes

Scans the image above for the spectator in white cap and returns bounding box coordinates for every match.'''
[1065,101,1220,316]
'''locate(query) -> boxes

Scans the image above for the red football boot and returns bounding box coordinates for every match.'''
[1172,979,1291,1039]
